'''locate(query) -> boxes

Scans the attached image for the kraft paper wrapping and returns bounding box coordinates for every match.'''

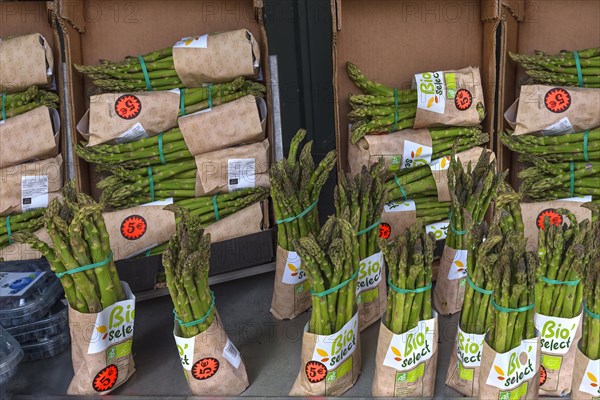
[413,67,484,129]
[380,206,418,241]
[174,313,249,396]
[372,317,439,397]
[521,199,593,252]
[172,29,260,86]
[571,347,600,400]
[78,90,180,146]
[67,283,135,395]
[347,129,433,177]
[358,265,387,332]
[0,33,54,92]
[0,154,63,216]
[433,246,466,315]
[204,201,264,243]
[0,106,60,169]
[179,95,266,156]
[0,228,50,261]
[270,246,311,320]
[506,85,600,136]
[445,326,485,397]
[194,139,270,196]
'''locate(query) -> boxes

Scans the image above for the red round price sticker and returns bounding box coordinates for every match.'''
[305,361,327,383]
[92,364,118,392]
[454,89,473,111]
[115,94,142,120]
[379,223,392,239]
[120,215,147,240]
[536,209,563,230]
[192,357,220,380]
[544,88,571,113]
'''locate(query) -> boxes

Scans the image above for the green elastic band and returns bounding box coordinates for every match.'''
[180,88,186,116]
[138,56,152,91]
[212,195,220,221]
[583,130,589,162]
[157,133,166,165]
[276,200,318,225]
[147,166,155,202]
[1,93,6,121]
[5,216,12,244]
[311,269,359,298]
[585,303,600,320]
[570,161,575,197]
[573,50,584,88]
[145,249,151,257]
[174,291,215,328]
[356,219,381,236]
[388,279,432,294]
[467,275,492,295]
[392,88,399,131]
[541,276,580,286]
[393,175,408,201]
[449,210,468,235]
[55,251,113,279]
[492,298,534,313]
[208,84,213,108]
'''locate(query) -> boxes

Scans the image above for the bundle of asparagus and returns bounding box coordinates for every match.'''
[0,209,44,249]
[510,47,600,88]
[294,217,359,335]
[380,220,435,334]
[580,212,600,360]
[385,197,451,224]
[0,86,59,119]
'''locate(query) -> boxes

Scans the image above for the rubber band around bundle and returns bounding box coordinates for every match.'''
[1,92,6,121]
[147,166,155,202]
[212,195,220,221]
[467,275,492,295]
[138,56,153,91]
[573,50,584,88]
[449,210,468,235]
[311,269,359,298]
[174,291,215,328]
[583,130,589,162]
[157,133,166,165]
[356,219,381,236]
[388,279,432,294]
[584,303,600,320]
[55,251,113,279]
[570,161,575,197]
[393,175,408,201]
[276,200,318,224]
[179,88,186,116]
[541,275,580,286]
[392,88,399,131]
[492,298,534,313]
[5,216,12,244]
[208,83,213,109]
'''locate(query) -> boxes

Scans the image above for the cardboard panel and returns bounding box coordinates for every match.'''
[331,0,498,171]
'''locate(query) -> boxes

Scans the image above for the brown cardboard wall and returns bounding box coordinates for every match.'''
[331,0,499,171]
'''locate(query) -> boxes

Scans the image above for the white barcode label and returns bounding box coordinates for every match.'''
[21,176,49,211]
[222,339,242,369]
[227,158,256,192]
[541,117,575,136]
[174,34,208,49]
[115,122,149,144]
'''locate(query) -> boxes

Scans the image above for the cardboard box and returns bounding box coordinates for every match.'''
[330,0,500,172]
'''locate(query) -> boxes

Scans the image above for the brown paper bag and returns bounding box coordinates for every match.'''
[78,90,180,146]
[289,313,361,396]
[433,246,468,315]
[270,246,311,320]
[571,347,600,400]
[348,129,433,177]
[521,198,593,252]
[173,313,249,396]
[357,251,387,331]
[535,311,583,396]
[0,154,63,216]
[381,200,449,243]
[204,201,264,243]
[372,314,439,397]
[0,227,50,261]
[413,67,484,129]
[179,95,266,156]
[67,282,136,395]
[445,325,486,397]
[479,335,541,400]
[506,85,600,136]
[0,106,60,169]
[172,29,260,86]
[0,33,54,92]
[194,140,270,196]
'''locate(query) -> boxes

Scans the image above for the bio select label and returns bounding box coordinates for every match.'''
[486,338,538,390]
[174,335,195,370]
[415,71,446,114]
[578,359,600,396]
[402,140,432,169]
[356,251,384,293]
[430,155,451,171]
[535,313,581,355]
[457,327,485,367]
[426,220,449,240]
[384,200,416,213]
[312,314,358,369]
[384,315,436,371]
[447,249,468,280]
[282,250,307,284]
[88,286,136,354]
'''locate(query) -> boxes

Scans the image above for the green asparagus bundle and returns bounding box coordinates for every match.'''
[271,129,337,252]
[510,48,600,88]
[379,220,435,334]
[501,130,600,163]
[162,205,214,338]
[335,161,386,261]
[580,209,600,359]
[11,184,126,313]
[408,198,451,224]
[1,86,59,119]
[293,217,359,335]
[0,208,45,249]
